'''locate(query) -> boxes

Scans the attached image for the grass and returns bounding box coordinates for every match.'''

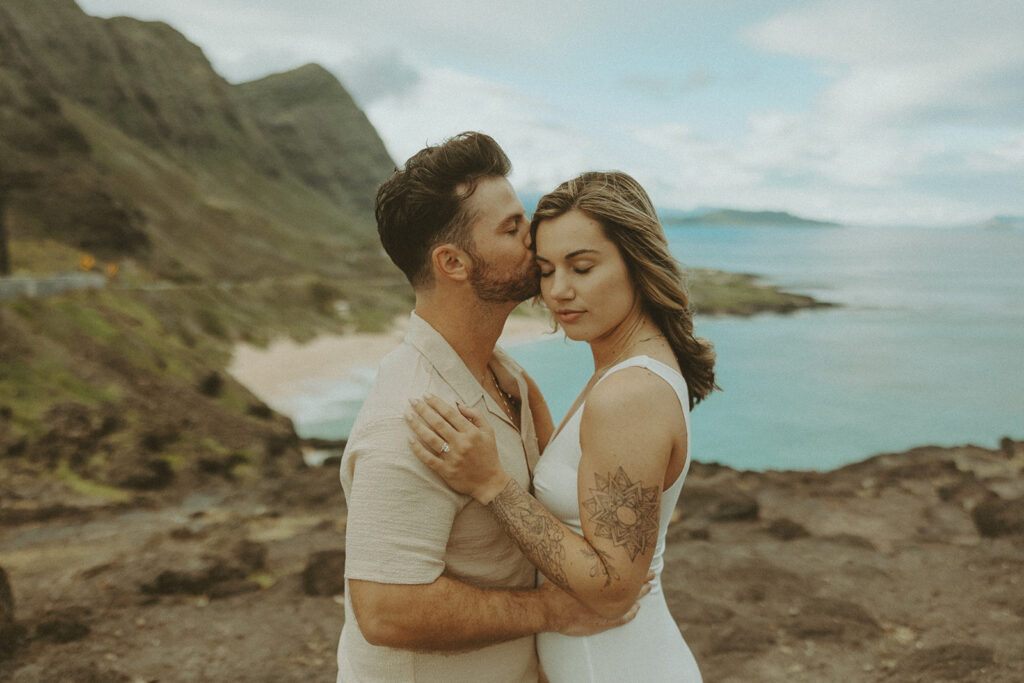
[7,239,89,274]
[53,460,133,503]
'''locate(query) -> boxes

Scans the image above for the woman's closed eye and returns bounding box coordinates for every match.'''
[538,265,593,278]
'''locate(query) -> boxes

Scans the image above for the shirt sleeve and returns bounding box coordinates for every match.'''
[342,416,469,585]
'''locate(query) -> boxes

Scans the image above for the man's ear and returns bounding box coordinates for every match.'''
[431,244,470,283]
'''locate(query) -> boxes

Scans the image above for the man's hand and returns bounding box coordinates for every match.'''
[538,571,653,636]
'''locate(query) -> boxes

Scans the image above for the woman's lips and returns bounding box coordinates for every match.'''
[555,310,585,324]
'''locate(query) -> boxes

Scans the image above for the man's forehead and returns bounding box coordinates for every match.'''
[463,176,520,222]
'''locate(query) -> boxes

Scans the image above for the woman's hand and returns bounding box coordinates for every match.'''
[405,394,512,504]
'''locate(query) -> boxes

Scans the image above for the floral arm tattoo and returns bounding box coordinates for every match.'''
[487,480,571,589]
[486,466,658,595]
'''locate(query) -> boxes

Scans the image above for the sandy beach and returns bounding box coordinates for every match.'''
[227,307,558,412]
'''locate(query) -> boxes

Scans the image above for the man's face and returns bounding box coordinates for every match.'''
[460,176,540,303]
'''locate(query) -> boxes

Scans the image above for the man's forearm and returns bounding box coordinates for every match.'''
[486,478,638,617]
[349,575,548,651]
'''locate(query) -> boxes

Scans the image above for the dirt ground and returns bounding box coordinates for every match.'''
[2,440,1023,682]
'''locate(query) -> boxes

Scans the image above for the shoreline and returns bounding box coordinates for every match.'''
[227,308,558,411]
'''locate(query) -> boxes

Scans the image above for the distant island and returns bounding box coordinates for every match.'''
[665,209,841,227]
[982,215,1024,230]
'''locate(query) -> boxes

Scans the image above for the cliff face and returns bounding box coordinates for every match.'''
[233,63,396,217]
[0,2,408,498]
[0,0,394,281]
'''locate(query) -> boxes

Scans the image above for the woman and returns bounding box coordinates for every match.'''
[406,171,716,682]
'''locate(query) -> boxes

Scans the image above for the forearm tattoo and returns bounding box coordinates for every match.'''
[488,481,570,590]
[581,466,659,562]
[580,546,619,587]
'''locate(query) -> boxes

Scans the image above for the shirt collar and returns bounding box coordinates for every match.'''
[405,311,487,406]
[404,312,521,429]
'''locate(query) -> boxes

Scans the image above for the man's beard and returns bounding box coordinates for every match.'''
[467,249,540,303]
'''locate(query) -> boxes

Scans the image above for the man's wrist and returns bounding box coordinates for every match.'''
[530,582,559,633]
[476,471,513,505]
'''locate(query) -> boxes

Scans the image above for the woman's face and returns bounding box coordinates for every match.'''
[534,209,638,343]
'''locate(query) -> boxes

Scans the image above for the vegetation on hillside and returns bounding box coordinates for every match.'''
[0,0,408,498]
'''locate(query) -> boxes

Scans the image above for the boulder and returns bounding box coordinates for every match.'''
[0,566,24,660]
[35,617,90,643]
[894,643,994,681]
[10,662,131,683]
[677,485,760,523]
[302,549,346,596]
[765,518,810,540]
[208,579,261,600]
[113,458,175,490]
[972,494,1024,537]
[707,622,776,655]
[0,566,13,627]
[787,597,881,643]
[236,540,267,571]
[141,559,246,596]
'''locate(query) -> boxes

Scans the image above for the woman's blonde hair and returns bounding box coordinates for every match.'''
[530,171,718,408]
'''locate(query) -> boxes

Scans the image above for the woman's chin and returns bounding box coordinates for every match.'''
[560,327,589,342]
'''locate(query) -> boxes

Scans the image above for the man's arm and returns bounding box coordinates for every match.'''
[343,419,639,653]
[349,574,639,651]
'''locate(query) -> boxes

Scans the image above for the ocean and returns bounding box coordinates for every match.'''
[299,223,1024,471]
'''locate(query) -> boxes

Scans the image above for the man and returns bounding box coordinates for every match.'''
[337,132,634,682]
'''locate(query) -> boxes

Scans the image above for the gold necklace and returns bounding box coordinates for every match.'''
[488,365,520,424]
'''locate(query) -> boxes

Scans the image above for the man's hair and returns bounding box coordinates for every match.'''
[375,131,512,288]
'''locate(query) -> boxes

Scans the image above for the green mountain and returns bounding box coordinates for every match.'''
[666,209,840,227]
[0,0,395,282]
[0,0,408,495]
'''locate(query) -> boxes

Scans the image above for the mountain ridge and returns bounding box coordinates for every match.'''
[0,0,395,282]
[664,208,840,227]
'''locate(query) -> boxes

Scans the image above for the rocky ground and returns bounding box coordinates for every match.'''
[2,438,1022,682]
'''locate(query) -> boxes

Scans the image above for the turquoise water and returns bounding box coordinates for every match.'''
[301,224,1023,471]
[509,224,1024,471]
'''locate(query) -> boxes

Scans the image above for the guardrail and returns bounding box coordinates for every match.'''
[0,272,107,300]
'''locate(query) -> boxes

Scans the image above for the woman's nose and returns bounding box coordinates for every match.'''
[548,271,573,300]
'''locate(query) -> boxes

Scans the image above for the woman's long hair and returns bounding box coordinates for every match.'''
[530,171,718,408]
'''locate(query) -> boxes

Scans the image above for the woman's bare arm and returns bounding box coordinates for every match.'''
[407,369,682,617]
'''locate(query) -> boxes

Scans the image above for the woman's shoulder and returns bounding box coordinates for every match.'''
[584,361,682,419]
[578,363,682,463]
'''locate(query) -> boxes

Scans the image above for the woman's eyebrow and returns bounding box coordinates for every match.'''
[535,248,599,263]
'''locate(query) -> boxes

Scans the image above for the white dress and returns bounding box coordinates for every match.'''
[533,356,702,683]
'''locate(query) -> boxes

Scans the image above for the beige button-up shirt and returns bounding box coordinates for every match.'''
[337,312,541,682]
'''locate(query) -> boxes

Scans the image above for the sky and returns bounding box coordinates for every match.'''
[77,0,1024,226]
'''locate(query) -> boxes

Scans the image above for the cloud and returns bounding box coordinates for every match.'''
[362,66,605,192]
[745,0,1024,129]
[77,0,1024,225]
[334,50,422,106]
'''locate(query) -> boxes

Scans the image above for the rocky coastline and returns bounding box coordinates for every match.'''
[2,437,1022,682]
